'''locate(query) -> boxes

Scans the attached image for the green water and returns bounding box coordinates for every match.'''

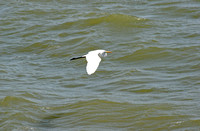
[1,0,200,130]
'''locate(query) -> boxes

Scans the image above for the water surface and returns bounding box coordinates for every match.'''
[0,0,200,130]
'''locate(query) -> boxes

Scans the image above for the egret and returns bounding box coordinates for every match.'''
[70,50,112,75]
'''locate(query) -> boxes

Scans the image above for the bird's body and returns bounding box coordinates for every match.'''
[70,50,112,75]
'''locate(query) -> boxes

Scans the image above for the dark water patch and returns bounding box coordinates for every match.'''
[62,83,86,88]
[158,4,200,19]
[0,96,35,106]
[36,99,189,130]
[37,75,63,80]
[20,25,43,37]
[116,45,200,65]
[17,8,58,16]
[192,11,200,19]
[16,40,56,54]
[184,33,200,38]
[120,87,172,94]
[116,47,171,63]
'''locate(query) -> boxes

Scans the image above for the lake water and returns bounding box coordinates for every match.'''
[0,0,200,130]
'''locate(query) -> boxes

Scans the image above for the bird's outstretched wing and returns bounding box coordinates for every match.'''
[86,54,101,75]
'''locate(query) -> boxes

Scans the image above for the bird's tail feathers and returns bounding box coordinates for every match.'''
[70,56,85,61]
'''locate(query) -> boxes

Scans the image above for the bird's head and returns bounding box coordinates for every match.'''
[98,50,112,58]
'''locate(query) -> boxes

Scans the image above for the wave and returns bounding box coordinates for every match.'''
[50,13,149,31]
[0,96,36,107]
[89,13,147,25]
[83,13,148,27]
[37,99,184,130]
[115,46,200,62]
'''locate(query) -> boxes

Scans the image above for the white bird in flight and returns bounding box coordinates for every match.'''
[70,50,112,75]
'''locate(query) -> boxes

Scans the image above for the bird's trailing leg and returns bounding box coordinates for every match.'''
[70,56,86,61]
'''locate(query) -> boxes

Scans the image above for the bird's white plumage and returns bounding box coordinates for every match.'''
[71,49,111,75]
[85,51,101,75]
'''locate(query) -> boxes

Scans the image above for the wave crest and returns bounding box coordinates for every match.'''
[83,13,148,27]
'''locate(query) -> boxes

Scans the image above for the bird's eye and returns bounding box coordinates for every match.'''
[102,52,107,57]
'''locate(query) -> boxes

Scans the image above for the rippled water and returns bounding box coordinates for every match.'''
[1,0,200,130]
